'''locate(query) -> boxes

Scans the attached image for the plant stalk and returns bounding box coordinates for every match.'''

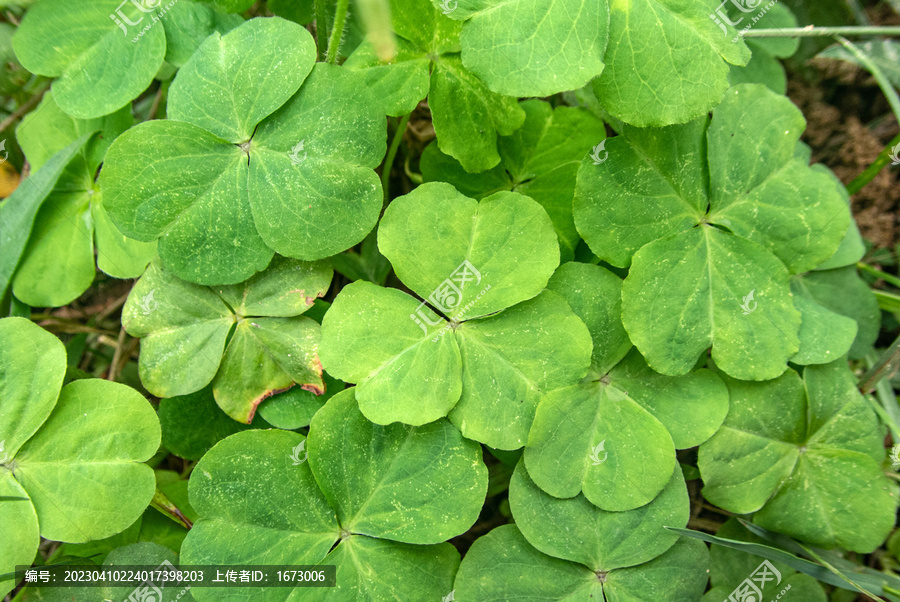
[382,112,411,202]
[859,333,900,394]
[315,0,329,61]
[326,0,351,65]
[848,132,900,195]
[742,26,900,38]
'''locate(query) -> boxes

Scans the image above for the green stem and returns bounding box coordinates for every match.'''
[858,262,900,290]
[847,131,900,195]
[835,36,900,123]
[325,0,350,65]
[742,26,900,37]
[858,333,900,394]
[382,112,412,202]
[315,0,329,62]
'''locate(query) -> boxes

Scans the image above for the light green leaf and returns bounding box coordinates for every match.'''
[707,87,849,274]
[728,3,799,94]
[454,524,709,601]
[101,120,273,286]
[292,536,459,601]
[801,266,880,360]
[248,64,386,261]
[344,0,523,172]
[162,0,244,68]
[13,0,166,118]
[319,281,462,426]
[181,429,340,601]
[593,0,751,127]
[16,89,132,174]
[102,62,386,285]
[602,539,711,601]
[524,368,676,511]
[622,226,801,380]
[124,258,330,422]
[790,279,857,366]
[378,183,560,320]
[430,54,525,173]
[307,388,487,544]
[0,135,93,302]
[574,117,709,268]
[196,0,255,12]
[451,290,593,450]
[510,462,689,570]
[423,100,606,261]
[546,262,631,374]
[610,350,729,450]
[0,472,38,599]
[124,260,236,398]
[182,426,467,601]
[14,378,160,542]
[699,363,897,552]
[450,0,609,98]
[455,525,601,600]
[0,318,66,458]
[168,17,315,143]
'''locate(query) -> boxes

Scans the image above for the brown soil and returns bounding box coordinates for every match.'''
[787,4,900,250]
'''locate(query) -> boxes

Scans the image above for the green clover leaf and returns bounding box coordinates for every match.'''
[0,318,160,597]
[320,183,592,449]
[123,256,332,423]
[101,18,386,285]
[181,388,486,600]
[699,360,898,553]
[525,262,729,510]
[344,0,524,173]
